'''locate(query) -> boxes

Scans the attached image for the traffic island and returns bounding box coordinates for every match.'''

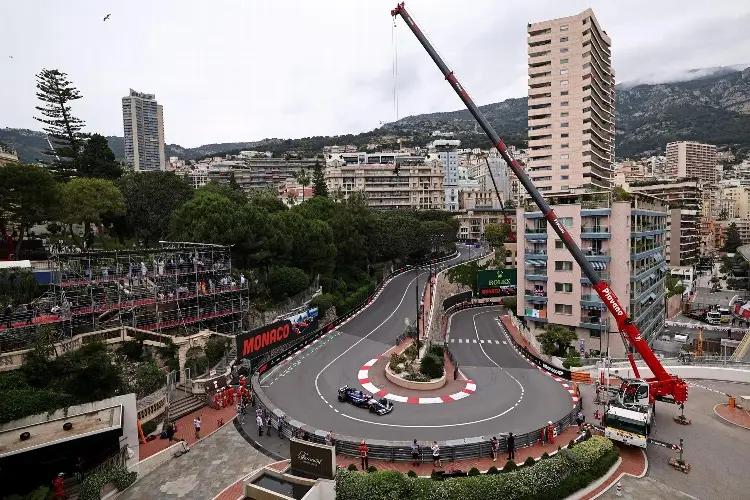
[714,403,750,430]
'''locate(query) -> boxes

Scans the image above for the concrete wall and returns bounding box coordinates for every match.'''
[666,293,683,319]
[0,393,140,469]
[133,442,183,478]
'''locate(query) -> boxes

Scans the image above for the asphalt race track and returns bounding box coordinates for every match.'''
[262,246,572,441]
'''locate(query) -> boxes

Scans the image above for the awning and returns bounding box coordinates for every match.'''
[649,292,656,300]
[648,273,656,280]
[640,296,649,305]
[590,261,607,271]
[659,263,668,272]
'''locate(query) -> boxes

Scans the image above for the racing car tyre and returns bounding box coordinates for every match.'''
[338,394,345,402]
[369,405,377,414]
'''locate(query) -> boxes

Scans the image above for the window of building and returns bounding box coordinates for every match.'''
[560,47,569,53]
[560,69,569,75]
[560,58,568,64]
[555,282,573,293]
[555,240,565,249]
[561,185,569,190]
[561,143,569,148]
[560,154,569,159]
[561,101,569,106]
[561,112,569,117]
[559,217,573,227]
[560,165,569,169]
[561,122,569,127]
[561,79,569,85]
[561,133,569,138]
[560,37,568,42]
[555,261,573,272]
[561,175,569,180]
[560,25,569,31]
[583,62,591,69]
[560,90,569,96]
[555,303,573,315]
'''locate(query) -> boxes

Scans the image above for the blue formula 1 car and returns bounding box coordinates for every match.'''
[337,385,394,415]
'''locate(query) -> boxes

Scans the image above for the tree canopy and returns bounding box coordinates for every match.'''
[537,324,578,357]
[312,161,328,197]
[723,222,743,253]
[60,178,125,247]
[77,133,121,180]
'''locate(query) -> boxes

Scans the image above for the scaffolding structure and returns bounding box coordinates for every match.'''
[0,242,250,352]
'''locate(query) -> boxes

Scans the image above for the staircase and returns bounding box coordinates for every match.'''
[212,342,237,376]
[731,327,750,361]
[166,393,207,421]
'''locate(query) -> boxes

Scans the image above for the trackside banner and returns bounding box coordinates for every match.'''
[236,319,296,361]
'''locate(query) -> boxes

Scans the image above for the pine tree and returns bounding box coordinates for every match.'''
[77,134,121,180]
[33,68,87,181]
[312,161,328,197]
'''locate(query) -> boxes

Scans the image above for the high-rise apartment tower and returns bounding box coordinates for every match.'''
[122,89,166,172]
[527,9,615,194]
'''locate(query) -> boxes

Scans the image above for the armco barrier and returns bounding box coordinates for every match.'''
[249,251,461,376]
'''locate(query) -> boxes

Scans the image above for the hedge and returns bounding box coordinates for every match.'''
[335,436,618,500]
[78,466,137,500]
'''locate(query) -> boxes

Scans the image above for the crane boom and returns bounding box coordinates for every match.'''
[481,154,516,242]
[391,2,687,404]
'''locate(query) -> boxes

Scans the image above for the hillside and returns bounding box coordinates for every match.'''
[2,67,750,163]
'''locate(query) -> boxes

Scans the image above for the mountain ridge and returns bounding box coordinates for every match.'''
[3,67,750,163]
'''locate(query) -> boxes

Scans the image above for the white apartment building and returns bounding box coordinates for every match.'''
[122,89,166,172]
[527,9,616,196]
[324,156,443,210]
[429,140,461,212]
[518,192,668,357]
[665,141,717,183]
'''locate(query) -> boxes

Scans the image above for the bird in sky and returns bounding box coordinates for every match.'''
[103,14,111,22]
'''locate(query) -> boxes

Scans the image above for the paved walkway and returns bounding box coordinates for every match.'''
[140,404,238,459]
[121,418,272,500]
[595,475,699,500]
[714,403,750,430]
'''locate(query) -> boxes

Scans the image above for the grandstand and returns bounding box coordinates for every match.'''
[0,242,250,352]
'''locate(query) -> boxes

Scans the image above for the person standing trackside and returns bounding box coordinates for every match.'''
[490,436,499,462]
[194,416,201,440]
[431,441,442,468]
[256,414,264,437]
[277,414,285,438]
[266,414,272,436]
[358,440,369,470]
[506,432,515,460]
[411,439,421,466]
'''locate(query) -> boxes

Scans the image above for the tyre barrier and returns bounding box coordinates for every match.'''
[251,372,582,463]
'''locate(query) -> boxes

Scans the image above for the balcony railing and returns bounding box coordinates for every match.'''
[581,226,609,233]
[580,294,603,303]
[525,289,547,297]
[525,227,547,234]
[525,249,548,257]
[583,249,609,256]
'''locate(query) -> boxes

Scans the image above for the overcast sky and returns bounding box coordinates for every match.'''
[2,0,749,147]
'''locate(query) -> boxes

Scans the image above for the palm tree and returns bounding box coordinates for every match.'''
[294,168,311,202]
[286,192,298,207]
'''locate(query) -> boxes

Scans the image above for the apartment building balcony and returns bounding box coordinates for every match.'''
[525,248,548,259]
[525,289,548,303]
[524,226,548,240]
[525,269,548,281]
[580,294,604,307]
[581,272,609,285]
[580,319,606,331]
[524,308,548,322]
[581,226,611,239]
[583,249,611,262]
[630,244,663,260]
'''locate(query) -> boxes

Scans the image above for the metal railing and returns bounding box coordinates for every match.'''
[581,226,609,234]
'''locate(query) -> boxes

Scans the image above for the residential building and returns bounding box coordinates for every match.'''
[666,208,700,267]
[324,156,444,210]
[700,220,727,257]
[0,143,18,166]
[665,141,717,183]
[429,140,461,212]
[527,9,615,195]
[628,177,701,211]
[517,192,668,357]
[121,89,165,172]
[208,158,319,192]
[721,219,750,246]
[720,185,750,219]
[457,208,517,243]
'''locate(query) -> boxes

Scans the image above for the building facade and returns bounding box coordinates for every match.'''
[666,208,700,267]
[527,9,615,195]
[517,192,668,357]
[665,141,717,183]
[122,89,166,172]
[324,157,444,210]
[429,140,461,212]
[207,158,320,192]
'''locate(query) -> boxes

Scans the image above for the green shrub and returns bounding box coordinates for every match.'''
[78,466,137,500]
[403,344,418,360]
[523,456,535,466]
[389,354,405,368]
[205,336,229,367]
[0,388,75,425]
[487,466,500,475]
[502,460,517,472]
[584,429,592,441]
[118,340,144,361]
[568,440,575,449]
[407,470,418,478]
[347,464,358,471]
[562,356,583,369]
[141,420,158,436]
[427,344,445,359]
[367,466,377,473]
[419,354,444,379]
[22,485,49,500]
[468,467,480,476]
[310,293,336,314]
[541,452,550,460]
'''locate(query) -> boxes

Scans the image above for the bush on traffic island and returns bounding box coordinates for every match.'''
[403,344,418,361]
[366,466,377,473]
[334,436,618,500]
[419,354,444,379]
[487,466,500,475]
[407,470,418,478]
[427,344,445,359]
[541,452,550,460]
[78,466,137,500]
[523,456,535,467]
[347,464,358,471]
[501,460,517,472]
[468,467,481,476]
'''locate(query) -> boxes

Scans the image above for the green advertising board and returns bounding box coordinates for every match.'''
[477,268,517,298]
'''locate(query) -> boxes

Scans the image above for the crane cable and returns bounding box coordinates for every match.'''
[391,18,399,122]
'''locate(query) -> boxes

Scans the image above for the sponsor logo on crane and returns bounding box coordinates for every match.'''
[601,286,626,318]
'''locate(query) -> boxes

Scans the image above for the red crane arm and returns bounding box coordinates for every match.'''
[391,2,687,403]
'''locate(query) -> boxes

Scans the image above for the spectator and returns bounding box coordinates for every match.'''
[490,436,498,462]
[52,473,66,500]
[411,439,421,466]
[194,416,201,440]
[431,441,442,468]
[325,430,333,447]
[266,414,272,436]
[507,432,515,460]
[277,415,285,439]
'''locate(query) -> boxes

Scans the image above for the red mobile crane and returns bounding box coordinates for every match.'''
[391,3,688,407]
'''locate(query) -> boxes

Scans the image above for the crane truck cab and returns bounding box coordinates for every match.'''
[604,405,650,448]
